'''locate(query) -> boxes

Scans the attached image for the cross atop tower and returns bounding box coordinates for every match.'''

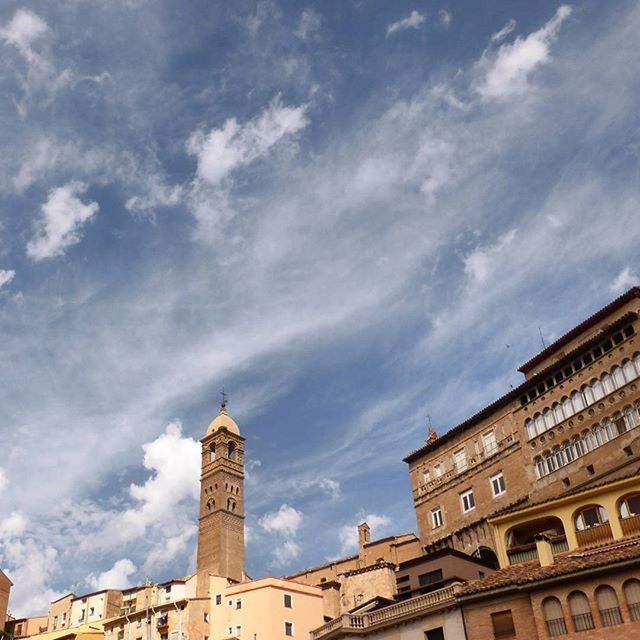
[220,387,228,410]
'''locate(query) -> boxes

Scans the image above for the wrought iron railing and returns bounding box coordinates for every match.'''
[629,601,640,622]
[599,606,623,626]
[571,612,595,631]
[545,618,567,636]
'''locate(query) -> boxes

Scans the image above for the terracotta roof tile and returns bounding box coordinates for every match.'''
[459,538,640,597]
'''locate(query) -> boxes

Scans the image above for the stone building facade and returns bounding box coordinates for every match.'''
[0,570,12,632]
[404,287,640,565]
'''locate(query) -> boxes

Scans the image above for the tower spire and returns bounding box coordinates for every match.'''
[220,387,228,411]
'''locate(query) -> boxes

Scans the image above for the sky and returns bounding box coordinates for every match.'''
[0,0,639,617]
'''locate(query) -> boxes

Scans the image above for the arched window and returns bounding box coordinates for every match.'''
[575,505,608,531]
[623,579,640,621]
[544,408,555,430]
[553,446,565,468]
[563,440,575,463]
[582,384,595,406]
[545,452,556,474]
[619,493,640,519]
[206,498,215,512]
[553,403,564,424]
[623,360,638,383]
[592,378,605,401]
[571,391,585,413]
[568,591,595,631]
[613,367,626,389]
[625,406,639,430]
[602,372,615,395]
[210,443,216,462]
[542,597,567,637]
[562,397,574,419]
[573,435,586,458]
[525,419,536,440]
[583,429,596,452]
[613,412,627,436]
[535,457,546,478]
[596,585,623,626]
[634,353,640,376]
[227,498,236,512]
[228,441,236,461]
[535,414,546,435]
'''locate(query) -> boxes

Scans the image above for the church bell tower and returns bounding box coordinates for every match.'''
[196,400,245,595]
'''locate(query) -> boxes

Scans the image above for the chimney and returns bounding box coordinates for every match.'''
[535,535,555,567]
[358,522,371,564]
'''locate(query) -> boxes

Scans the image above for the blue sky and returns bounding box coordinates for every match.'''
[1,0,639,616]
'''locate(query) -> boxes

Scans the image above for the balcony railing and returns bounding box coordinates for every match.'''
[600,606,623,626]
[310,584,462,640]
[550,536,569,554]
[507,543,538,565]
[621,514,640,536]
[575,522,613,547]
[629,602,640,622]
[545,618,567,636]
[571,612,595,631]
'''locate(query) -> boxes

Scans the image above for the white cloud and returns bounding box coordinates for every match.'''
[476,5,572,99]
[490,19,517,44]
[0,468,7,493]
[0,513,62,615]
[186,96,308,187]
[386,11,426,37]
[259,504,303,537]
[26,182,99,261]
[463,229,518,284]
[610,266,637,294]
[87,559,136,591]
[338,513,391,556]
[0,9,48,64]
[296,9,322,40]
[0,271,15,290]
[272,540,301,567]
[439,10,452,29]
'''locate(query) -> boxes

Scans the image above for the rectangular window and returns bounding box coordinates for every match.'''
[433,464,442,477]
[425,628,445,640]
[418,569,443,586]
[482,430,497,455]
[431,508,443,529]
[423,469,430,483]
[284,622,294,637]
[283,594,292,608]
[228,599,233,607]
[454,448,467,473]
[235,598,242,610]
[204,613,209,623]
[236,626,242,637]
[89,608,95,616]
[461,489,475,513]
[491,610,515,638]
[215,595,222,605]
[490,472,506,497]
[228,628,233,636]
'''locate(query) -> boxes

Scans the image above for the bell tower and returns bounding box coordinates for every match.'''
[196,400,245,595]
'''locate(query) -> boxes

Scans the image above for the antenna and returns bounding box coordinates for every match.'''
[538,326,547,350]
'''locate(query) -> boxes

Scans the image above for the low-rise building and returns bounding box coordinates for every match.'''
[458,475,640,639]
[70,591,122,627]
[6,616,49,638]
[48,594,75,632]
[209,576,324,640]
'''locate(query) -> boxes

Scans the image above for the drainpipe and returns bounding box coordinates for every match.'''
[172,601,183,640]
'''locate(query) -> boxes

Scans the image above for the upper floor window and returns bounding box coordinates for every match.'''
[284,622,294,637]
[228,441,237,461]
[454,448,467,473]
[433,464,442,477]
[460,489,475,513]
[235,598,242,610]
[283,594,292,608]
[423,468,430,484]
[482,430,497,456]
[432,507,443,529]
[619,493,640,519]
[490,472,506,497]
[575,505,608,530]
[215,594,221,605]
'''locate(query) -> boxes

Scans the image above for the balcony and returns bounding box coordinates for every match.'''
[575,522,613,547]
[156,616,169,629]
[621,514,640,537]
[310,584,462,640]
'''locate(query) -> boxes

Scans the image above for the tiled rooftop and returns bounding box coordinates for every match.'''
[459,538,640,596]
